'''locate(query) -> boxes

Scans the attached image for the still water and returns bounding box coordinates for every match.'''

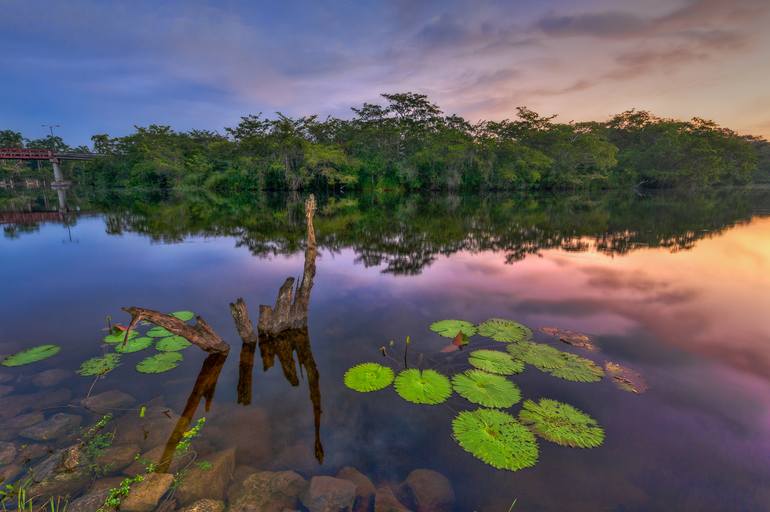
[1,187,769,511]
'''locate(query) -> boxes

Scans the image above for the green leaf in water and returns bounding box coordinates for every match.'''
[2,344,61,367]
[452,408,539,471]
[344,363,394,392]
[114,337,153,354]
[103,330,138,344]
[78,353,121,376]
[452,369,521,408]
[136,352,183,374]
[546,353,604,383]
[155,336,192,352]
[394,369,452,405]
[146,327,173,338]
[506,341,565,370]
[518,398,605,448]
[429,319,477,338]
[477,318,532,342]
[468,349,523,375]
[170,311,195,322]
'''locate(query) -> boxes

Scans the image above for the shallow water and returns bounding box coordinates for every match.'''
[1,187,770,511]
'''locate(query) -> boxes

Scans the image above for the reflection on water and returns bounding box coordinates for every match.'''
[1,187,770,511]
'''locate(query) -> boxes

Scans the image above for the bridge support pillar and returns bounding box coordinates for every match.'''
[51,158,64,183]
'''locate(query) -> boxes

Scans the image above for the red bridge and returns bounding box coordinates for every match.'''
[0,147,96,161]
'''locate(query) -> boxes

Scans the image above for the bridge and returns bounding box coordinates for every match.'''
[0,147,97,184]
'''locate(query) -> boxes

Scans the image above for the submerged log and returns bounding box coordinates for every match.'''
[122,306,230,354]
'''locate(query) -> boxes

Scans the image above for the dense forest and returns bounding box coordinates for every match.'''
[2,93,769,191]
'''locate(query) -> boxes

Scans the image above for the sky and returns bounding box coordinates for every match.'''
[1,0,769,145]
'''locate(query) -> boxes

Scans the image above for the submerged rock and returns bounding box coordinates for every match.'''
[27,448,90,501]
[176,448,235,505]
[179,498,226,512]
[124,445,190,476]
[68,490,116,512]
[82,390,136,412]
[0,389,71,420]
[19,413,81,441]
[121,472,174,512]
[301,475,356,512]
[95,443,140,472]
[31,369,70,388]
[0,441,17,464]
[229,470,308,512]
[0,464,22,483]
[402,469,455,512]
[337,466,376,512]
[375,486,412,512]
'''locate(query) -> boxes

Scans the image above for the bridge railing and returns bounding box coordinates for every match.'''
[0,148,98,161]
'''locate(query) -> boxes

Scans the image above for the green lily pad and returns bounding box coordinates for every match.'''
[103,330,138,344]
[114,337,153,354]
[146,327,173,338]
[429,320,477,338]
[468,350,523,375]
[547,353,604,382]
[78,354,121,376]
[170,311,195,322]
[155,336,192,352]
[394,369,452,405]
[344,363,394,392]
[477,318,532,342]
[2,344,61,367]
[452,408,539,471]
[519,399,605,448]
[506,341,565,370]
[136,352,183,374]
[452,370,521,408]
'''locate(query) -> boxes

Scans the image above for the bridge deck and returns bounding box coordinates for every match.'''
[0,148,96,161]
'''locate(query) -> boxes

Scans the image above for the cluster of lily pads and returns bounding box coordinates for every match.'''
[343,318,607,471]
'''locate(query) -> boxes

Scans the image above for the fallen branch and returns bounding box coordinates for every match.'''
[122,306,230,354]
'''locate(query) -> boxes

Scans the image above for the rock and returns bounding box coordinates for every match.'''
[0,412,44,441]
[0,464,22,483]
[95,444,140,472]
[120,472,173,512]
[16,442,50,463]
[375,486,412,512]
[113,408,180,450]
[301,476,356,512]
[176,448,235,505]
[27,466,90,501]
[229,471,308,512]
[337,466,376,512]
[82,390,136,412]
[179,498,226,512]
[90,476,126,494]
[0,388,71,420]
[19,413,81,441]
[31,369,70,388]
[123,445,190,476]
[402,469,454,512]
[0,385,13,397]
[68,491,116,512]
[0,441,17,464]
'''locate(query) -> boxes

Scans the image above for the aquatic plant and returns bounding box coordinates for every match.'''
[394,369,452,405]
[170,310,195,321]
[113,336,153,354]
[452,370,521,408]
[452,408,539,471]
[103,330,138,344]
[78,353,121,376]
[519,399,605,448]
[430,319,477,338]
[1,344,61,367]
[547,353,604,382]
[136,352,183,374]
[477,318,532,343]
[540,327,597,351]
[344,363,394,392]
[506,341,565,370]
[146,326,173,338]
[155,336,192,352]
[468,349,523,375]
[604,362,648,393]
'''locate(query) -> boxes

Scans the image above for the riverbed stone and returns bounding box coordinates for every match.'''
[113,408,180,450]
[301,475,356,512]
[176,447,235,505]
[0,389,71,420]
[123,444,190,476]
[19,413,81,441]
[120,472,174,511]
[68,490,116,512]
[229,470,308,512]
[0,464,22,483]
[179,498,226,512]
[0,441,17,464]
[402,469,454,512]
[0,412,44,441]
[375,486,412,512]
[31,369,70,388]
[95,443,140,472]
[82,390,136,412]
[337,466,376,512]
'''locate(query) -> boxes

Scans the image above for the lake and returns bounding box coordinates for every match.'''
[1,186,769,511]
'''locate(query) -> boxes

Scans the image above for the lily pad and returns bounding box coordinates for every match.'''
[344,363,394,392]
[477,318,532,342]
[547,353,604,382]
[170,311,195,322]
[155,336,192,352]
[114,337,153,354]
[604,362,648,393]
[541,327,597,351]
[146,327,173,338]
[452,408,539,471]
[468,350,523,375]
[519,398,605,448]
[78,354,121,376]
[2,344,61,367]
[429,320,477,338]
[506,342,565,370]
[452,370,521,408]
[136,352,183,374]
[103,330,138,344]
[394,369,452,405]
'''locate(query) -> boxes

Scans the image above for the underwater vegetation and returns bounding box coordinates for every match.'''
[1,344,61,366]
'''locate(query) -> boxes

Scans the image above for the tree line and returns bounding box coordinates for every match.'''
[2,92,769,190]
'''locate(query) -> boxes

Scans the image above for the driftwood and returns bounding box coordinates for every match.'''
[122,306,230,354]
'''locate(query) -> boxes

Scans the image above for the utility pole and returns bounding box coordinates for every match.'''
[42,124,60,138]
